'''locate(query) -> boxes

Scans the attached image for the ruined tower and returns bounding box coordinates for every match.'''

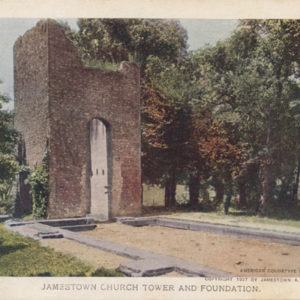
[14,20,141,219]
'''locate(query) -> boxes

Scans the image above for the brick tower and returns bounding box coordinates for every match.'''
[14,19,141,219]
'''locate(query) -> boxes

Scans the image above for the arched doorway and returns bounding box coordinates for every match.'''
[89,118,111,220]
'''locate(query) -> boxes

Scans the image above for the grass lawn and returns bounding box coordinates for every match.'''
[0,224,124,277]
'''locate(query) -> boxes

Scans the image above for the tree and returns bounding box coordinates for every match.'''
[188,39,248,211]
[187,98,243,211]
[68,19,187,73]
[142,57,193,206]
[191,20,300,215]
[231,20,300,215]
[0,86,18,214]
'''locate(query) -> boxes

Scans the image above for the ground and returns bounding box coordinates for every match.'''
[160,211,300,233]
[42,215,300,277]
[41,238,131,270]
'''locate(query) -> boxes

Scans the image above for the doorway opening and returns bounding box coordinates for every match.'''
[89,118,112,220]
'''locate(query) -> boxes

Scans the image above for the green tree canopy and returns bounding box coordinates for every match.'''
[68,18,188,72]
[0,84,18,214]
[191,20,300,215]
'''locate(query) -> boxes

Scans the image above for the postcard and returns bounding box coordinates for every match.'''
[0,0,300,299]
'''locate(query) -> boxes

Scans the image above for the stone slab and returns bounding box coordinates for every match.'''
[118,216,300,246]
[5,217,96,232]
[119,256,231,277]
[5,222,64,240]
[115,216,157,226]
[119,258,175,277]
[40,217,95,227]
[0,215,10,222]
[59,224,97,231]
[37,232,64,239]
[5,224,41,240]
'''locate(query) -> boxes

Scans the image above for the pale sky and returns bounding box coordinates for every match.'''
[0,19,238,109]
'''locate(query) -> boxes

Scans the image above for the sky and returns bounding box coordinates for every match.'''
[0,19,238,110]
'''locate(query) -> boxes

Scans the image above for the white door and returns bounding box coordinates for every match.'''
[90,119,109,220]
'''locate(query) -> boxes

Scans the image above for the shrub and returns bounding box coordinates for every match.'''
[29,150,49,219]
[0,154,18,215]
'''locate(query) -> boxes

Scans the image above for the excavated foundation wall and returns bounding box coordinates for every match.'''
[14,20,141,219]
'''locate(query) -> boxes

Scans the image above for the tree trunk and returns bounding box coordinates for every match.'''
[215,180,224,205]
[164,179,171,207]
[292,161,300,204]
[258,66,282,216]
[258,129,275,216]
[164,169,177,207]
[237,181,247,209]
[224,179,233,215]
[189,171,200,207]
[169,169,177,207]
[258,162,275,216]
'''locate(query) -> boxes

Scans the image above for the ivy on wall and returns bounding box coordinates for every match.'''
[29,147,49,219]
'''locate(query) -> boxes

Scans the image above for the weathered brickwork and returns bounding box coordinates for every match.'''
[14,19,141,219]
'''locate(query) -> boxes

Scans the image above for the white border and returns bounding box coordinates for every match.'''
[0,0,299,19]
[1,0,300,299]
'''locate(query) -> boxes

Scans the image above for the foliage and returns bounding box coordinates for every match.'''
[142,80,191,182]
[141,56,194,206]
[62,19,300,216]
[0,224,124,276]
[0,88,18,214]
[190,20,300,214]
[67,19,187,71]
[29,149,49,219]
[231,20,300,214]
[0,154,18,214]
[82,59,120,71]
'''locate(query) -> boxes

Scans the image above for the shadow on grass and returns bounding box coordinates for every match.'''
[266,210,300,221]
[0,243,28,257]
[29,272,52,277]
[228,211,256,217]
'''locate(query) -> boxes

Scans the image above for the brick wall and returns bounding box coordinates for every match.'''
[14,21,50,168]
[14,20,141,219]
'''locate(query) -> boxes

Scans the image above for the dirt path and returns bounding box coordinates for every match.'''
[81,223,300,277]
[41,238,131,270]
[41,235,185,277]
